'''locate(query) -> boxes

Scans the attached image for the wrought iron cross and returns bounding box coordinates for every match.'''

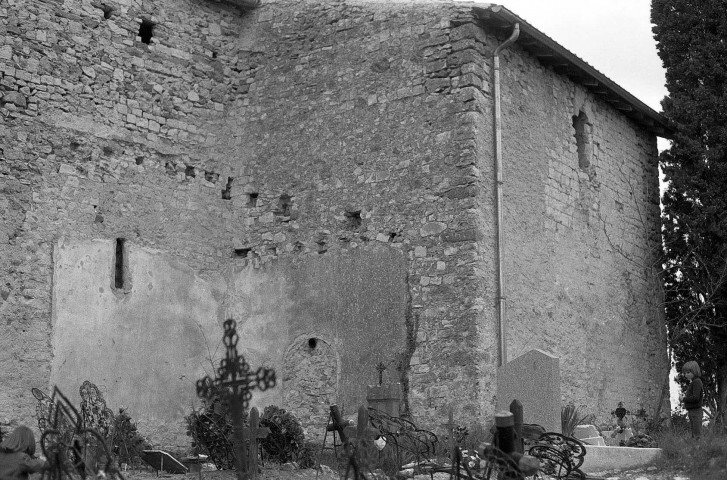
[196,319,276,480]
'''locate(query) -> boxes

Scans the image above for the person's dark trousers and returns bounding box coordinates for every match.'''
[687,408,703,439]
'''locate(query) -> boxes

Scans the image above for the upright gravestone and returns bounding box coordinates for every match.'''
[366,362,402,417]
[496,349,561,433]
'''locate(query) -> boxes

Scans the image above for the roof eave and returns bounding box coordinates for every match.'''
[473,5,673,139]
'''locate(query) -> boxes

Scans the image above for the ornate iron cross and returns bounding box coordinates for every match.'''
[196,319,276,480]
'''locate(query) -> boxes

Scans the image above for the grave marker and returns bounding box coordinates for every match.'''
[196,319,276,480]
[244,408,269,478]
[497,349,561,433]
[367,360,402,417]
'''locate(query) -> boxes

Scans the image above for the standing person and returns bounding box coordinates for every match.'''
[682,360,704,440]
[0,426,48,480]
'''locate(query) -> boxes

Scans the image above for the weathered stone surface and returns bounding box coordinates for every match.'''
[0,0,668,446]
[497,350,561,433]
[574,424,600,439]
[2,91,27,108]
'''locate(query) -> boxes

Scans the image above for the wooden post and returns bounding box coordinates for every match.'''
[327,405,349,444]
[495,411,515,455]
[509,399,524,454]
[243,408,270,480]
[356,406,369,442]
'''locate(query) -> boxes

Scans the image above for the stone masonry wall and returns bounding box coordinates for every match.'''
[0,0,497,437]
[0,0,667,441]
[209,0,498,428]
[489,36,669,422]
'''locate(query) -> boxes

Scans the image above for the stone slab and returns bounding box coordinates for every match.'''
[497,349,560,433]
[580,446,661,473]
[580,436,605,446]
[573,424,599,439]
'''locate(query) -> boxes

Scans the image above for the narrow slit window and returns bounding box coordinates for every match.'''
[114,238,125,289]
[573,111,593,170]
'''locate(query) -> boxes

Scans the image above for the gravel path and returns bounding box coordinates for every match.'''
[118,464,692,480]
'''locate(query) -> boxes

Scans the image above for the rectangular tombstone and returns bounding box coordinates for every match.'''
[496,349,561,433]
[366,383,402,417]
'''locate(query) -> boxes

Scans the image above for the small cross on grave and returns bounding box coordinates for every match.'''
[441,409,457,456]
[197,319,276,480]
[376,362,386,386]
[243,407,269,476]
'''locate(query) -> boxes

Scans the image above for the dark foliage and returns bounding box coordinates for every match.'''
[185,398,237,470]
[296,441,317,469]
[259,406,304,464]
[652,0,727,429]
[626,432,658,448]
[110,408,151,468]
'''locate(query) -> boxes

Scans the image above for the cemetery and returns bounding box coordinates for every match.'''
[10,319,670,480]
[6,0,720,478]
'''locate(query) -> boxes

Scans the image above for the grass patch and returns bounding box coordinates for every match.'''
[653,428,727,479]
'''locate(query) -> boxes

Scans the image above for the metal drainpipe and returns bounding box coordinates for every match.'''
[493,24,519,367]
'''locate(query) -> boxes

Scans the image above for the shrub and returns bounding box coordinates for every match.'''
[654,428,727,479]
[184,398,236,470]
[625,432,657,448]
[296,441,317,469]
[259,406,304,464]
[110,408,152,468]
[561,403,595,438]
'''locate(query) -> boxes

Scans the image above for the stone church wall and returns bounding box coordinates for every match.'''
[489,37,669,422]
[1,0,494,444]
[0,0,667,445]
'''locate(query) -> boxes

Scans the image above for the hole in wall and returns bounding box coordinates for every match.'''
[267,246,277,255]
[247,193,258,207]
[100,5,114,19]
[94,206,104,223]
[275,194,292,216]
[165,161,176,176]
[345,210,362,229]
[205,171,219,184]
[222,177,233,200]
[70,141,81,151]
[233,247,251,258]
[185,165,196,178]
[138,19,154,45]
[308,338,318,349]
[316,240,327,255]
[212,51,218,59]
[135,156,144,165]
[102,146,114,156]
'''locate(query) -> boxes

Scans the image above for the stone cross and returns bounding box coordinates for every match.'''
[196,319,276,480]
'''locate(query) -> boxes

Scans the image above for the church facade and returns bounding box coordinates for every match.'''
[0,0,670,448]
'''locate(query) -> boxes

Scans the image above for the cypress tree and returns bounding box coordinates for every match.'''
[652,0,727,426]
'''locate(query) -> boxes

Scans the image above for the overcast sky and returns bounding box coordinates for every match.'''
[495,0,667,113]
